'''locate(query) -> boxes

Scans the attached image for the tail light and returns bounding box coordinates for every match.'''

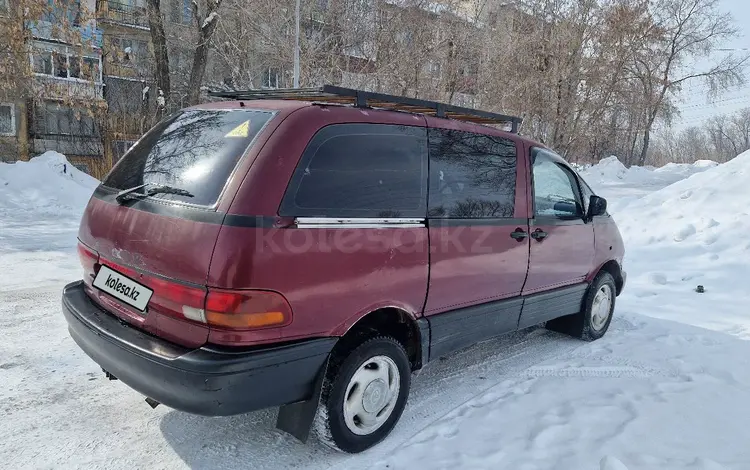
[100,258,292,332]
[77,241,99,285]
[205,289,292,330]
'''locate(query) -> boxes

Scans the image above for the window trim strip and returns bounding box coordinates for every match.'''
[295,217,425,229]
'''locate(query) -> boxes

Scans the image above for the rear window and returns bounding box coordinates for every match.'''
[279,123,428,218]
[103,109,274,206]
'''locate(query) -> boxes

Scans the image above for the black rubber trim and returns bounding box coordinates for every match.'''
[93,186,278,228]
[222,214,280,228]
[62,281,336,416]
[517,283,588,329]
[416,317,431,368]
[425,282,589,360]
[94,186,226,224]
[428,297,523,359]
[427,218,529,227]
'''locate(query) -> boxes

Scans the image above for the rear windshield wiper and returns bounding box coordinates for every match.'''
[115,184,194,204]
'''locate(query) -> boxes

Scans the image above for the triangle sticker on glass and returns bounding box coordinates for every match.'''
[225,120,250,138]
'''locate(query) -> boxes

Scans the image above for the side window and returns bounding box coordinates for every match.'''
[532,150,583,218]
[280,124,428,218]
[428,128,517,218]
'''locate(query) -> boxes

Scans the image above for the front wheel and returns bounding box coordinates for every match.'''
[547,271,616,341]
[314,336,411,453]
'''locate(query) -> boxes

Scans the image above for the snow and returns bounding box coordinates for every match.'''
[142,85,150,101]
[0,151,98,290]
[202,11,218,29]
[3,152,750,469]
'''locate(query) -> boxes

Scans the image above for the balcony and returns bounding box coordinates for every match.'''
[97,0,150,30]
[33,75,104,102]
[28,20,104,48]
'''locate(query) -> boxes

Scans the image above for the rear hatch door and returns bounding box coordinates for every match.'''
[79,108,274,347]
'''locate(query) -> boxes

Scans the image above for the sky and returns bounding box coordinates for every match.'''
[675,0,750,129]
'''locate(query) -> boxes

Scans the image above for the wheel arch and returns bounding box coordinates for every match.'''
[592,260,624,295]
[335,307,428,372]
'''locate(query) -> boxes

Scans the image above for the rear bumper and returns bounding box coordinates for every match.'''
[62,281,336,416]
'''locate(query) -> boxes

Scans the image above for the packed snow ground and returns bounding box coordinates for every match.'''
[2,152,750,469]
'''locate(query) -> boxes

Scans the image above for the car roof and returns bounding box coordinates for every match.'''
[190,99,540,146]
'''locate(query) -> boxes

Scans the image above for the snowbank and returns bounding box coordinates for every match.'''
[613,149,750,338]
[0,152,100,286]
[0,151,99,216]
[581,156,718,188]
[617,150,748,248]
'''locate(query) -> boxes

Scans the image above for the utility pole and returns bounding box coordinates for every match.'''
[293,0,301,88]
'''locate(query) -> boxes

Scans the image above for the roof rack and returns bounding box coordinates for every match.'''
[208,85,522,133]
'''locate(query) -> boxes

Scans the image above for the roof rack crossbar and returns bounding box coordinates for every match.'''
[208,85,522,132]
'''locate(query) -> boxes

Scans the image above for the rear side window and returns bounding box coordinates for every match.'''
[280,124,428,218]
[103,109,273,206]
[428,128,517,218]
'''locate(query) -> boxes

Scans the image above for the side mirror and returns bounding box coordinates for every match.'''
[587,195,607,220]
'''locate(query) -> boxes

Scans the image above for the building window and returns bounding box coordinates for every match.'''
[69,55,81,78]
[428,61,442,77]
[54,53,68,78]
[36,104,98,137]
[82,57,101,81]
[262,67,280,89]
[113,140,137,162]
[33,52,53,75]
[32,49,101,82]
[170,0,192,24]
[0,104,15,136]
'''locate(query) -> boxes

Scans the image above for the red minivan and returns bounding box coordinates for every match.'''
[62,86,625,453]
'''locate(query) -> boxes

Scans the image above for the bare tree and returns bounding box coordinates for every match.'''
[186,0,222,105]
[146,0,171,103]
[629,0,748,165]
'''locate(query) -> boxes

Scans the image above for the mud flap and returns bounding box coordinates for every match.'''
[275,355,330,442]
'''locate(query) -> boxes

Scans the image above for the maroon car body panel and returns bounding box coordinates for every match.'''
[208,225,429,345]
[523,221,595,294]
[421,116,531,315]
[589,217,626,284]
[78,196,219,347]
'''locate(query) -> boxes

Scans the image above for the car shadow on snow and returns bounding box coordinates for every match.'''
[159,326,583,469]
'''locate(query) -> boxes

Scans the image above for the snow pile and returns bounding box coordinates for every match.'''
[581,156,718,189]
[581,156,719,215]
[0,152,99,288]
[0,151,99,216]
[617,150,748,249]
[615,149,750,338]
[582,155,630,181]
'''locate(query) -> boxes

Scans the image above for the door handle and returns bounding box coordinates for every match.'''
[531,229,548,240]
[510,228,528,241]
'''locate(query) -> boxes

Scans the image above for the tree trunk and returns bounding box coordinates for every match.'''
[639,128,650,166]
[187,1,222,106]
[146,0,170,106]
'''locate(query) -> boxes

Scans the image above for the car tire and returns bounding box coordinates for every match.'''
[314,336,411,453]
[546,271,616,341]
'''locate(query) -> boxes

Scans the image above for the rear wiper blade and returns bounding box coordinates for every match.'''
[115,184,148,203]
[146,185,194,198]
[115,184,194,204]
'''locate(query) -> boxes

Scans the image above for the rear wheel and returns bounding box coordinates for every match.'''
[314,336,410,453]
[547,271,616,341]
